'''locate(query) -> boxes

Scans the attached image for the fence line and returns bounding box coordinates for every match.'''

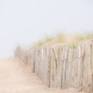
[15,40,93,93]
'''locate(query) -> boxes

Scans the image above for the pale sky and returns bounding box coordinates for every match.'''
[0,0,93,58]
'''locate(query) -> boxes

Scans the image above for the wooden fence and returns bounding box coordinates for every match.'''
[15,40,93,93]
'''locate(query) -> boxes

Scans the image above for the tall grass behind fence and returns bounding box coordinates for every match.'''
[15,40,93,93]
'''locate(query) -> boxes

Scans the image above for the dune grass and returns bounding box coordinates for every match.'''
[33,33,93,48]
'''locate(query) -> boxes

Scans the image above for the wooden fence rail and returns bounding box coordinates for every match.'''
[15,40,93,93]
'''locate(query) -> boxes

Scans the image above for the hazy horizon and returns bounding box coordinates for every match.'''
[0,0,93,58]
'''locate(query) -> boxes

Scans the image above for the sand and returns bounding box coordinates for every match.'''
[0,59,84,93]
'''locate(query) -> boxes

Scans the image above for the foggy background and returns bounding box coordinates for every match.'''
[0,0,93,58]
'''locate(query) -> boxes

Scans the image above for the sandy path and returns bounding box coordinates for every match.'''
[0,59,82,93]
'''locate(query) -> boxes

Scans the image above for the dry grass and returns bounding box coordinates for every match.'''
[32,33,93,48]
